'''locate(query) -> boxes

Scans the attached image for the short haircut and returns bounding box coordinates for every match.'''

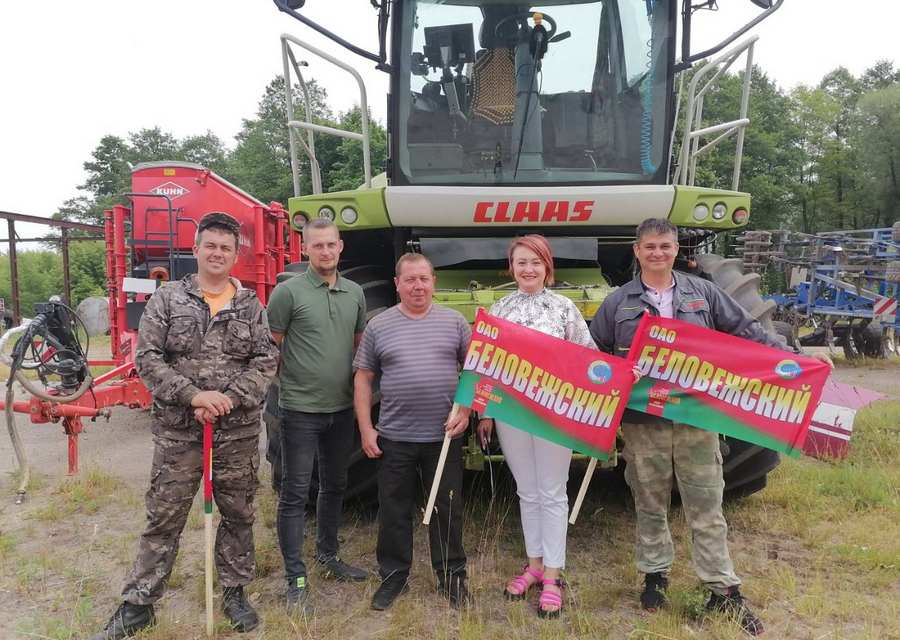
[395,252,434,277]
[635,218,678,243]
[302,217,339,238]
[508,234,555,286]
[195,211,240,248]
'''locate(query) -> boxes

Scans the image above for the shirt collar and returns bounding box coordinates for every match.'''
[305,268,346,291]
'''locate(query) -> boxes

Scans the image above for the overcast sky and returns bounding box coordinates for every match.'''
[1,0,898,241]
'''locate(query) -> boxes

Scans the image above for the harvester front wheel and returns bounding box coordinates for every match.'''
[264,265,394,504]
[692,254,781,498]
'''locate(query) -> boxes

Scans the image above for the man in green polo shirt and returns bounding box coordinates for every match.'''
[266,218,368,612]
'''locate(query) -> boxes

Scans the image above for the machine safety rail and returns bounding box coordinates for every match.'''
[281,33,372,196]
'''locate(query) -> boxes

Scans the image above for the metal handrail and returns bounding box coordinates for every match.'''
[674,36,757,190]
[280,33,372,196]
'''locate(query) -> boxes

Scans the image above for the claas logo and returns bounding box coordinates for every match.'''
[473,200,594,223]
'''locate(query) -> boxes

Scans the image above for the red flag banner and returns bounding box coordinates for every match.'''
[454,308,635,459]
[627,315,831,458]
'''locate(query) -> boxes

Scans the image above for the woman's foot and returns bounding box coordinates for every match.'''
[504,565,544,600]
[538,578,564,618]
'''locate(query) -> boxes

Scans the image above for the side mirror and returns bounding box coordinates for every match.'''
[749,0,773,8]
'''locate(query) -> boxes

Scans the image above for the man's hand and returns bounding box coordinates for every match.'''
[476,418,493,449]
[810,352,835,369]
[194,407,217,424]
[444,405,471,438]
[631,364,642,383]
[360,425,382,459]
[190,390,233,416]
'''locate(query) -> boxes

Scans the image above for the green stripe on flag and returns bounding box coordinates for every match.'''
[628,378,802,457]
[456,371,610,460]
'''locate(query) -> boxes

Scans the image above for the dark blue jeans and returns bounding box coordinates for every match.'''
[276,407,354,581]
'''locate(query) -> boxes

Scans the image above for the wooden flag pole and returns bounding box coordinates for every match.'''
[423,403,458,526]
[202,420,214,637]
[568,457,598,525]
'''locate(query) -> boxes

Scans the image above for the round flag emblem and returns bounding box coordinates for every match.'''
[774,359,802,380]
[587,360,613,384]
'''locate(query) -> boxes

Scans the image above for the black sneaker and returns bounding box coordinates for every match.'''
[371,573,410,611]
[318,556,368,582]
[706,587,765,636]
[437,573,473,609]
[222,586,259,633]
[640,572,669,611]
[90,602,155,640]
[286,576,310,614]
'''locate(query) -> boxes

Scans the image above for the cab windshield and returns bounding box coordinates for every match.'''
[396,0,673,185]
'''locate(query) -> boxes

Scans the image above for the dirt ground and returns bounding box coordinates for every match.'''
[1,358,898,640]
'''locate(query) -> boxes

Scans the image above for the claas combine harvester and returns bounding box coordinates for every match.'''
[264,0,790,499]
[2,163,298,502]
[4,0,789,505]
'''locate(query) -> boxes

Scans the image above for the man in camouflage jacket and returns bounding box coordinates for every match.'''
[93,212,278,640]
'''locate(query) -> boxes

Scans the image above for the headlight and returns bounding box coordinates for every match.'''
[340,206,358,225]
[292,212,308,227]
[692,203,709,221]
[732,208,749,224]
[712,202,728,220]
[318,206,335,220]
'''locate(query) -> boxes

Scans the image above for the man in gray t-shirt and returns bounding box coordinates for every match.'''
[354,253,472,612]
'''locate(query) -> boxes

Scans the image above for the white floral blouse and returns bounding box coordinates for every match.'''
[489,288,597,349]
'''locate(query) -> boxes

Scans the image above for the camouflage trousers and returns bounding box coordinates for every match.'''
[621,420,740,594]
[122,435,260,605]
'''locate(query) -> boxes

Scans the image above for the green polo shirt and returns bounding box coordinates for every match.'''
[267,268,366,412]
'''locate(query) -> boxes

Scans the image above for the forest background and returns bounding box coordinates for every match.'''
[2,60,898,312]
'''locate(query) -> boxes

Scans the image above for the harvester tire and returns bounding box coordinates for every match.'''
[693,253,781,498]
[264,264,394,504]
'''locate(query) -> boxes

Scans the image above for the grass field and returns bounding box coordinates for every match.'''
[1,364,898,639]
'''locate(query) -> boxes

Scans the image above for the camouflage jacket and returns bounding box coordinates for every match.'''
[136,275,278,442]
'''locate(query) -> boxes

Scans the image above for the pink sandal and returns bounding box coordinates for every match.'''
[538,578,565,619]
[504,565,544,600]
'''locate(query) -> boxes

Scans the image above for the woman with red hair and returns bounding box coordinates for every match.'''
[477,234,596,618]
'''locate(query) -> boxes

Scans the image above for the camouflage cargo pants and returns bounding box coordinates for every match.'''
[621,419,740,594]
[122,435,260,605]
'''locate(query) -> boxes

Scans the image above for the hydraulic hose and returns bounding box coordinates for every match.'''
[6,384,28,504]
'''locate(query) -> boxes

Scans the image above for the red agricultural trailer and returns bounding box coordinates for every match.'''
[2,162,299,501]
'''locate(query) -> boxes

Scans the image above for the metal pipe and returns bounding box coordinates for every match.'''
[61,228,71,305]
[0,210,103,232]
[733,41,755,190]
[288,120,365,141]
[104,209,120,364]
[113,205,128,348]
[8,219,20,325]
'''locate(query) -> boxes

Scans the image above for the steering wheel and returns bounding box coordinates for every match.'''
[493,11,557,43]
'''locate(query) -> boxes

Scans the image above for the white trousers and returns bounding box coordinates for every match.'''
[496,420,572,569]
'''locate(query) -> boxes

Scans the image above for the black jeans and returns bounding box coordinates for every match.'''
[276,407,354,581]
[376,436,466,582]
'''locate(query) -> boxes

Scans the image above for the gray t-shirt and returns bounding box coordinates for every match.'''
[353,304,471,443]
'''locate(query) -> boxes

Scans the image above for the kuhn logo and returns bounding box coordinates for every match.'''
[474,200,594,223]
[150,182,189,199]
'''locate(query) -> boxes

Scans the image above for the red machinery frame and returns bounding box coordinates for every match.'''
[2,166,300,476]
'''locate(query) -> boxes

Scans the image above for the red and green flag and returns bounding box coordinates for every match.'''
[627,314,831,457]
[454,308,635,459]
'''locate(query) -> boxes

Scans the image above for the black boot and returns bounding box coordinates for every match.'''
[317,556,368,582]
[371,573,409,611]
[437,572,473,609]
[90,602,155,640]
[222,586,259,633]
[706,587,764,636]
[640,572,669,611]
[285,576,311,614]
